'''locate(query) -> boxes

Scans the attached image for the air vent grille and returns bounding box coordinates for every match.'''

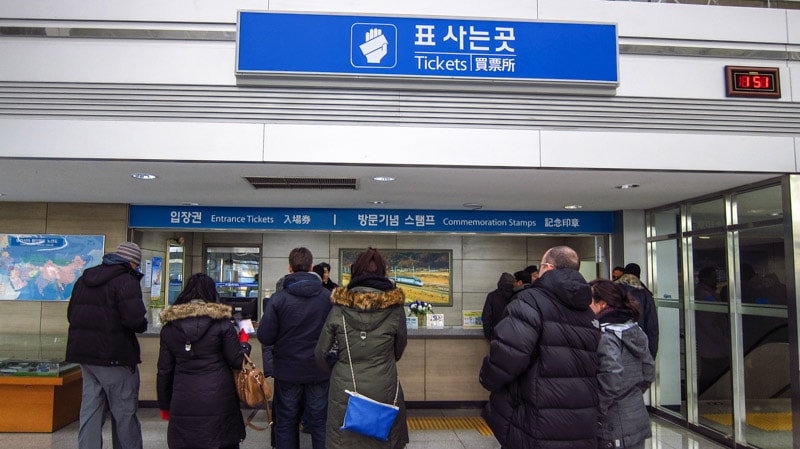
[244,176,358,190]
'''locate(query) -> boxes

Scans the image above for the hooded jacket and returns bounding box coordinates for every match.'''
[257,271,332,383]
[481,272,516,340]
[66,254,147,367]
[596,308,655,448]
[616,274,659,359]
[157,301,247,449]
[314,275,409,449]
[479,268,600,449]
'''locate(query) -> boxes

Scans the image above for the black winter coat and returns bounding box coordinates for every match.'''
[481,272,515,340]
[616,274,660,359]
[315,276,409,449]
[66,257,147,367]
[157,301,247,449]
[257,271,332,383]
[480,269,601,449]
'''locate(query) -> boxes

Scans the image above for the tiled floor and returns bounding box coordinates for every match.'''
[0,407,730,449]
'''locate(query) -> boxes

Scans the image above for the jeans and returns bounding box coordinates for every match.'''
[273,378,329,449]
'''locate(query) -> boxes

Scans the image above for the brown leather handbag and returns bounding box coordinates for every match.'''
[234,353,273,430]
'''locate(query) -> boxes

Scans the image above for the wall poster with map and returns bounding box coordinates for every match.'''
[0,234,106,301]
[339,249,452,306]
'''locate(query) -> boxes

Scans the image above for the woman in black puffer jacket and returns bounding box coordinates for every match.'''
[157,273,250,449]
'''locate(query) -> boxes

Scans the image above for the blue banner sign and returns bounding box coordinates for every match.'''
[129,206,613,234]
[237,11,618,84]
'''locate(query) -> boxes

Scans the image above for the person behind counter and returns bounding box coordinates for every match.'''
[313,262,339,291]
[156,273,251,449]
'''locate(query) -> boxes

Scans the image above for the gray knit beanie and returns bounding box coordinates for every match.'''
[115,242,142,265]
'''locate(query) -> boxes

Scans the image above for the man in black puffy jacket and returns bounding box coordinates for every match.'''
[258,247,332,449]
[480,245,601,449]
[66,242,148,449]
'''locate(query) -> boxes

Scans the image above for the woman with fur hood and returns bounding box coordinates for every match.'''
[157,273,250,449]
[315,247,409,449]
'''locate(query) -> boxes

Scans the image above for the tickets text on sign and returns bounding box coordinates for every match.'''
[413,24,516,74]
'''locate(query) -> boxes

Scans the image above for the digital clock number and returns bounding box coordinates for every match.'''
[725,66,780,98]
[736,74,771,90]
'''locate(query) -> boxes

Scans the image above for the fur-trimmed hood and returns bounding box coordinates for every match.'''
[160,301,234,345]
[616,273,645,290]
[160,301,233,323]
[330,285,405,311]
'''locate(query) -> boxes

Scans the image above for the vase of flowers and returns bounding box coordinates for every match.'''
[408,300,433,327]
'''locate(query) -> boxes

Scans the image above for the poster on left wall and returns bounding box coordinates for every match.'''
[0,234,105,301]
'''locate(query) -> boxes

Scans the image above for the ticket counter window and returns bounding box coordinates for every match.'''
[205,246,261,299]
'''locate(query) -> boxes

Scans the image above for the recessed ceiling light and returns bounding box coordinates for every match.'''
[616,184,640,190]
[131,172,157,180]
[564,204,583,210]
[369,200,385,204]
[373,176,395,182]
[463,203,483,210]
[697,236,711,240]
[181,202,199,206]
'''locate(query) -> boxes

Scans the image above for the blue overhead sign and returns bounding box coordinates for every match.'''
[129,206,614,234]
[236,11,618,84]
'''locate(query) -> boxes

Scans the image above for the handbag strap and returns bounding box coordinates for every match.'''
[341,315,400,406]
[240,352,273,431]
[342,315,358,392]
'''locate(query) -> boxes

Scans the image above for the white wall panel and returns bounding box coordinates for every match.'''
[0,119,264,161]
[266,0,538,20]
[796,137,800,173]
[791,61,800,102]
[0,0,263,23]
[621,209,646,273]
[618,54,792,101]
[540,130,796,173]
[0,38,235,85]
[263,124,540,167]
[788,10,800,44]
[539,0,789,44]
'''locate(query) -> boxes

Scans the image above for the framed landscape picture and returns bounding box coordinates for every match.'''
[339,249,453,306]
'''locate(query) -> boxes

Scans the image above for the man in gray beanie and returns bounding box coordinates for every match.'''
[66,242,147,449]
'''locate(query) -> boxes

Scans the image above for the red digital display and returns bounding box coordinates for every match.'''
[725,66,780,98]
